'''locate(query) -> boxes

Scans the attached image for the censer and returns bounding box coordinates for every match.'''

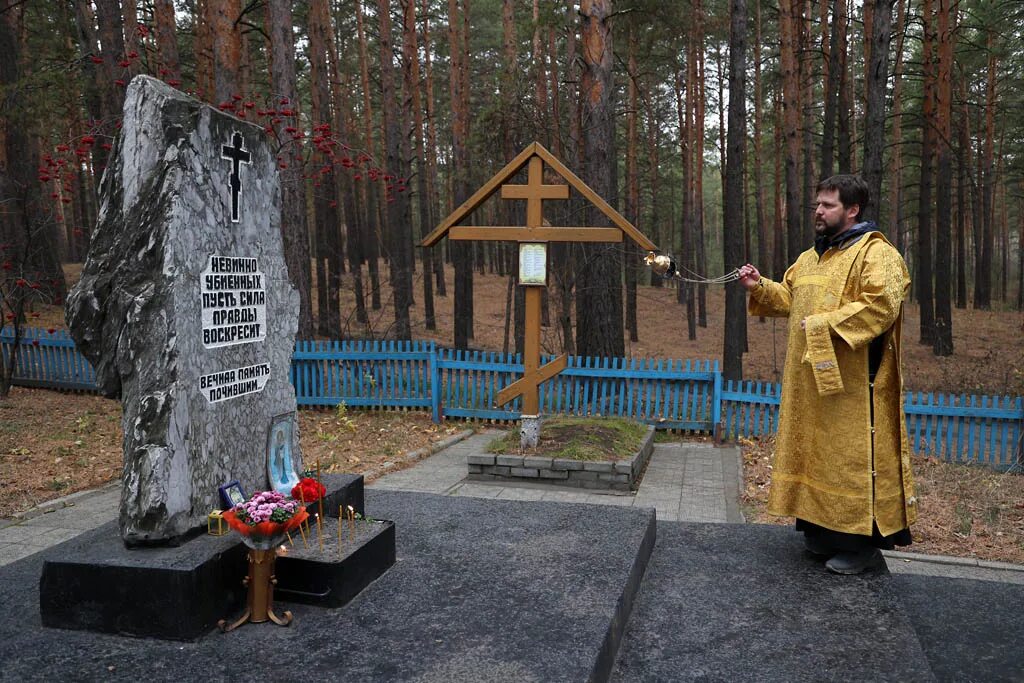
[643,251,742,284]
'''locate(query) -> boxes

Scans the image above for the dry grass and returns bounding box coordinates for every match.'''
[740,435,1024,564]
[0,386,464,519]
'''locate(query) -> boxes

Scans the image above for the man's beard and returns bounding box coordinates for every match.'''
[814,217,844,238]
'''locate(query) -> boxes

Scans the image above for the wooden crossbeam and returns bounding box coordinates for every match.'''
[448,227,622,242]
[496,353,568,409]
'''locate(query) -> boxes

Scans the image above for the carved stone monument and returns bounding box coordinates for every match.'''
[67,76,301,545]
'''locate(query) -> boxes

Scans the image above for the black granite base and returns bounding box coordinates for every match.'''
[319,473,365,518]
[39,523,247,641]
[38,474,368,641]
[274,518,396,607]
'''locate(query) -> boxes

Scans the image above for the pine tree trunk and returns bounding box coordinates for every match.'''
[402,0,433,330]
[576,0,623,359]
[378,0,411,339]
[420,0,446,297]
[267,0,314,338]
[955,112,967,309]
[449,0,473,348]
[977,33,996,309]
[356,0,383,311]
[888,0,907,250]
[308,0,342,337]
[917,0,936,344]
[153,0,181,83]
[932,0,953,355]
[71,0,108,196]
[820,0,844,179]
[862,0,894,225]
[723,0,748,382]
[695,2,708,327]
[752,0,768,322]
[779,0,802,265]
[210,0,241,104]
[625,30,640,342]
[675,63,696,340]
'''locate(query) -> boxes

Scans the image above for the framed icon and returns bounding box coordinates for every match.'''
[218,481,246,510]
[267,413,300,495]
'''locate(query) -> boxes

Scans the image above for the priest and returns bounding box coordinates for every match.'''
[737,174,917,575]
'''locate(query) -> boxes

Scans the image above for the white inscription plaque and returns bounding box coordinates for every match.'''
[201,255,267,348]
[200,363,271,403]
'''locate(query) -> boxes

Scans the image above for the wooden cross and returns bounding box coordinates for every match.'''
[420,142,657,417]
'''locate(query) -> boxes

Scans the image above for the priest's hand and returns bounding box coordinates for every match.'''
[738,264,761,291]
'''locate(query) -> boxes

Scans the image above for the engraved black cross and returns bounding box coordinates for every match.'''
[221,132,251,223]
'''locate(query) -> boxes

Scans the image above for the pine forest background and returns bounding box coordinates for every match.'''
[1,0,1022,387]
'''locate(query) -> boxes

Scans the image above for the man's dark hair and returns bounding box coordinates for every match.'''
[817,174,870,221]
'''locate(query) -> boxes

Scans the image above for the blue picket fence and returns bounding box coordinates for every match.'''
[3,328,1022,468]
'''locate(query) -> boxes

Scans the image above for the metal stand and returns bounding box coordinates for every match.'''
[219,548,293,632]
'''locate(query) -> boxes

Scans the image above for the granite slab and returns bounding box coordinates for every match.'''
[1,490,656,682]
[611,522,936,682]
[891,573,1024,682]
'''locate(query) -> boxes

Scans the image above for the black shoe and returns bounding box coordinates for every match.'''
[825,548,883,575]
[804,535,834,558]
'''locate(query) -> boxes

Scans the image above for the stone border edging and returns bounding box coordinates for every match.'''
[467,425,656,491]
[883,548,1024,573]
[364,428,476,481]
[3,480,120,527]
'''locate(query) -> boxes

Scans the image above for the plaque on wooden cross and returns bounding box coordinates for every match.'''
[421,142,657,442]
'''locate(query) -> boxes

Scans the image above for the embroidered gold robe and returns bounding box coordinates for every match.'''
[749,232,917,537]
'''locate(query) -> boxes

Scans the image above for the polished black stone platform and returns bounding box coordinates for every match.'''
[7,492,1021,681]
[273,518,396,608]
[38,474,367,641]
[5,491,657,680]
[611,522,935,682]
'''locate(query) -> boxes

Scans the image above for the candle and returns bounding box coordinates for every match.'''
[342,505,350,557]
[317,460,324,521]
[347,505,355,537]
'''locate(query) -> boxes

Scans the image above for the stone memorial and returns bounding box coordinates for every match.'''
[67,75,301,545]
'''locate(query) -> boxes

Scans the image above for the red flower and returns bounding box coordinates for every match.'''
[81,136,95,145]
[1,262,11,270]
[128,51,139,59]
[291,477,326,503]
[47,328,56,334]
[232,93,242,101]
[167,79,181,87]
[115,79,126,87]
[15,278,26,287]
[118,59,131,68]
[31,340,40,347]
[89,56,103,64]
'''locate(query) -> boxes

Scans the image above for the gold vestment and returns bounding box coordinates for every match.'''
[749,232,916,537]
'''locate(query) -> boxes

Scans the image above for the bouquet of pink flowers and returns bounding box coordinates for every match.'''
[222,490,308,549]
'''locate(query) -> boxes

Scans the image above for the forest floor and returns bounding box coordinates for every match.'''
[4,261,1022,563]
